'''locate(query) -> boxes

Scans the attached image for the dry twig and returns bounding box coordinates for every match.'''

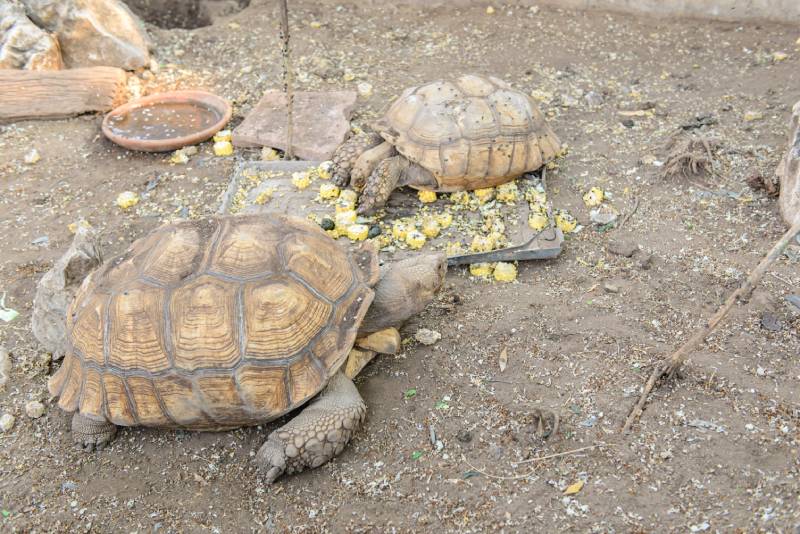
[278,0,294,159]
[622,219,800,433]
[462,443,607,480]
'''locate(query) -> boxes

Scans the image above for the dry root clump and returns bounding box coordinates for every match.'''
[662,132,720,179]
[746,172,780,197]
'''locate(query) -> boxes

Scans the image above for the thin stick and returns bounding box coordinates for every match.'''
[278,0,294,159]
[622,219,800,433]
[461,444,606,480]
[618,197,640,229]
[516,443,607,464]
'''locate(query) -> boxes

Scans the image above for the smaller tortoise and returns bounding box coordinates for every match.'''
[48,214,446,483]
[331,74,562,214]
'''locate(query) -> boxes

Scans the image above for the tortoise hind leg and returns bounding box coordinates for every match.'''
[331,132,383,186]
[255,372,366,484]
[72,413,117,452]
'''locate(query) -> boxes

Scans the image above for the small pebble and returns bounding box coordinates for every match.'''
[743,111,763,122]
[367,225,382,239]
[608,239,638,257]
[584,91,604,106]
[0,413,15,432]
[621,118,635,128]
[25,400,45,419]
[357,82,373,98]
[320,218,335,231]
[24,149,41,164]
[603,282,619,293]
[415,328,441,346]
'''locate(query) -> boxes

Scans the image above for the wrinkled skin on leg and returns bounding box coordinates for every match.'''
[72,413,117,452]
[331,132,383,187]
[357,156,438,215]
[357,156,405,215]
[351,142,397,191]
[255,372,366,484]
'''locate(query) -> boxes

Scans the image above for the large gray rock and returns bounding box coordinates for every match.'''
[778,101,800,227]
[0,0,62,69]
[22,0,150,70]
[32,226,102,360]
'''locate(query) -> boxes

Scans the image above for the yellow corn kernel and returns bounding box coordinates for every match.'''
[336,189,358,211]
[418,190,437,203]
[474,187,495,204]
[493,262,517,282]
[530,201,548,214]
[525,189,547,204]
[421,217,441,238]
[405,230,426,249]
[335,210,357,229]
[489,231,506,248]
[446,241,463,256]
[470,262,494,277]
[528,211,549,230]
[291,171,311,190]
[347,224,369,241]
[170,149,189,164]
[377,233,393,248]
[555,210,578,233]
[436,212,453,228]
[325,228,340,239]
[254,187,276,205]
[495,182,519,203]
[213,141,233,156]
[68,220,92,234]
[583,187,605,207]
[213,129,232,143]
[450,191,470,205]
[116,191,139,209]
[317,161,333,180]
[261,147,280,161]
[392,222,408,240]
[470,234,495,252]
[319,183,340,200]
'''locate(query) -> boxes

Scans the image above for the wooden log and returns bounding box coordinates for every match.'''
[0,67,128,122]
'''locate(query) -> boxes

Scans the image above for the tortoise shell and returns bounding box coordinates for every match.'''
[48,215,379,431]
[373,74,561,191]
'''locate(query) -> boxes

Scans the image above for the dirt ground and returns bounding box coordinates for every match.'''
[1,0,799,531]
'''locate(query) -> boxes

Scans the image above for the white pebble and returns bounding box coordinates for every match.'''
[357,82,373,98]
[0,413,15,432]
[24,149,41,164]
[414,328,442,346]
[25,400,45,419]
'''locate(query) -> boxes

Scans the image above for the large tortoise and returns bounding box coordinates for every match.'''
[331,74,562,214]
[48,214,446,483]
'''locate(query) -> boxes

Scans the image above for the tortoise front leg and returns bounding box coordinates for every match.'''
[72,413,117,452]
[331,132,383,187]
[255,372,366,484]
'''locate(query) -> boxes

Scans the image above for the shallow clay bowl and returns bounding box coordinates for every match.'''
[102,90,232,152]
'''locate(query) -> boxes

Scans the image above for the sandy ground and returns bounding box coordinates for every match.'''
[1,0,799,531]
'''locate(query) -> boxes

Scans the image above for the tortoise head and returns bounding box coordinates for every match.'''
[360,253,447,333]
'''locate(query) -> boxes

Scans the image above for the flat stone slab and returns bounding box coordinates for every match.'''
[220,160,562,265]
[233,90,357,161]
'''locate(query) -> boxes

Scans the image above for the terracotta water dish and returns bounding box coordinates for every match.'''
[102,90,232,152]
